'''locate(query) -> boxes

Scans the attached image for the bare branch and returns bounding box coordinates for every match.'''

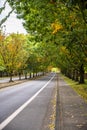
[0,9,14,27]
[0,0,7,14]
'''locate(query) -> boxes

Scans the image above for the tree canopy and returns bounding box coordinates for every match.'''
[0,0,87,83]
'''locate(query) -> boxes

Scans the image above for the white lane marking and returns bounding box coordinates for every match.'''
[0,74,55,130]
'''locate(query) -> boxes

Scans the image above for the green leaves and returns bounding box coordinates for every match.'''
[0,0,86,83]
[0,33,28,75]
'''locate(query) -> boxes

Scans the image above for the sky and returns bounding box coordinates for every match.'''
[0,0,27,34]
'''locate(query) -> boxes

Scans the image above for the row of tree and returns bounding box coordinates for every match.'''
[0,31,56,81]
[0,0,87,83]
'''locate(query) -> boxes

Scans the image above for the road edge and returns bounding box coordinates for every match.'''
[55,73,63,130]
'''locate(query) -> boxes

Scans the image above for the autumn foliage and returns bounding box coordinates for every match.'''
[51,21,63,34]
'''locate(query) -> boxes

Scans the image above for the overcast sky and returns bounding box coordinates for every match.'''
[0,0,27,34]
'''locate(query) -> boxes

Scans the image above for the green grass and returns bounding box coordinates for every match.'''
[62,75,87,102]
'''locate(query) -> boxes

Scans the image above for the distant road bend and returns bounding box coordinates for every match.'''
[0,72,56,130]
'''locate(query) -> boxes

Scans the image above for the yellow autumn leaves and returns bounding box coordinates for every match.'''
[0,33,28,74]
[51,21,63,34]
[0,33,5,41]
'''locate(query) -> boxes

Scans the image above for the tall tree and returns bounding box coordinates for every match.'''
[0,33,28,81]
[7,0,87,83]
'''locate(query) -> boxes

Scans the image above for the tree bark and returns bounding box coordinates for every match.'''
[72,70,75,80]
[79,64,85,84]
[19,72,21,80]
[25,72,27,79]
[29,72,31,78]
[33,72,34,78]
[75,70,79,82]
[9,72,13,82]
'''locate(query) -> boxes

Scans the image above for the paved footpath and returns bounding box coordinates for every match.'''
[56,73,87,130]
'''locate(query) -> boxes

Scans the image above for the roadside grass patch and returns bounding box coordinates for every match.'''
[62,75,87,102]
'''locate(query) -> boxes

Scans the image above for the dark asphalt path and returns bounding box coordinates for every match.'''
[55,73,87,130]
[0,73,56,130]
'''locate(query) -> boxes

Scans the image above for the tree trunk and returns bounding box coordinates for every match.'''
[72,70,75,80]
[19,72,21,80]
[29,72,31,78]
[9,72,13,82]
[75,70,79,82]
[25,73,27,79]
[79,64,85,84]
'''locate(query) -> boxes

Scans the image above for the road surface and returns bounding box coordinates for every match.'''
[0,73,56,130]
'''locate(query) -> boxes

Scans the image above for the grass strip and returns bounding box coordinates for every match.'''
[62,74,87,102]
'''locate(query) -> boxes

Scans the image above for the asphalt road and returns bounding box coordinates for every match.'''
[0,73,56,130]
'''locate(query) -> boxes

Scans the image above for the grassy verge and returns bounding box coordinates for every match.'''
[62,74,87,102]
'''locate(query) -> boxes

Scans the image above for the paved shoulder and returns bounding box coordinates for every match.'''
[56,74,87,130]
